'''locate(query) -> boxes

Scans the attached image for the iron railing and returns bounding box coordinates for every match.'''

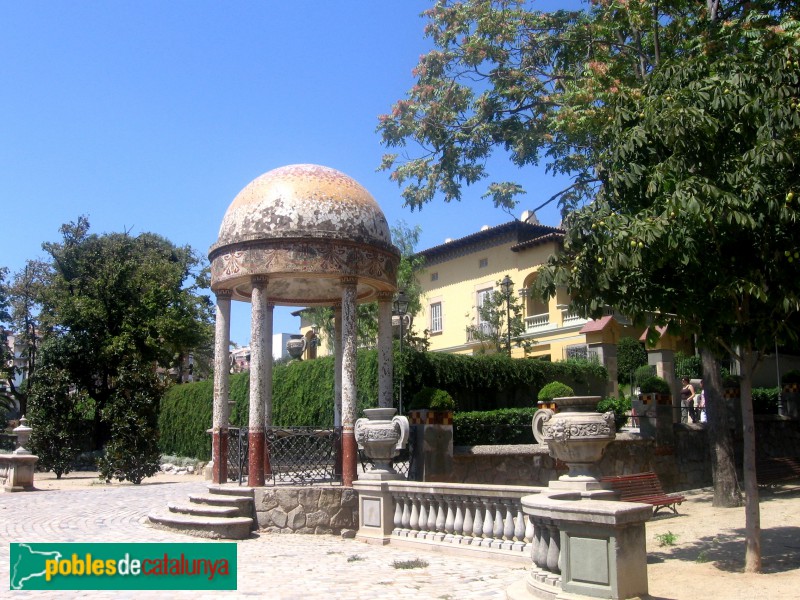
[227,427,249,484]
[266,426,342,485]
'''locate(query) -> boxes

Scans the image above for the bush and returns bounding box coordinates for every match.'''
[537,381,574,402]
[616,337,648,384]
[454,408,537,445]
[781,370,800,385]
[409,387,455,411]
[721,373,741,388]
[639,376,671,395]
[752,387,780,414]
[634,365,655,388]
[597,396,632,430]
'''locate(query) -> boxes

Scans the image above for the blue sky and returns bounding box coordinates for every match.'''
[1,1,576,345]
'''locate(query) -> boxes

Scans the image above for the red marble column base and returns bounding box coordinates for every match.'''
[341,429,357,487]
[248,428,265,487]
[212,428,228,484]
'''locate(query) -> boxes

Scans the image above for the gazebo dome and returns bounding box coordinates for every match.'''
[209,164,400,305]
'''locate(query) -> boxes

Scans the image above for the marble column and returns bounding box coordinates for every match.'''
[377,291,394,409]
[334,304,343,427]
[212,289,232,484]
[248,276,268,487]
[340,276,358,487]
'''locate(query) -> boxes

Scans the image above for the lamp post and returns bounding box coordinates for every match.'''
[500,275,513,357]
[393,291,409,414]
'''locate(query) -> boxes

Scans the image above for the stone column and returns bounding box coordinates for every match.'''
[590,342,618,399]
[248,276,268,487]
[648,348,677,422]
[340,276,358,487]
[334,304,343,427]
[264,301,275,478]
[212,289,232,484]
[377,291,394,409]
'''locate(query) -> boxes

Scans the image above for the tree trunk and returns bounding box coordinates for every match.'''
[740,349,762,572]
[700,347,741,507]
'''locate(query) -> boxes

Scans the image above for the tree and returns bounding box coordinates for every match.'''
[466,279,531,355]
[380,0,797,571]
[27,348,86,479]
[616,337,648,388]
[536,11,800,573]
[38,217,214,452]
[0,268,14,415]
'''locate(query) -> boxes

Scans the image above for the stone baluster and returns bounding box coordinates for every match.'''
[392,496,403,536]
[534,518,549,569]
[546,522,560,574]
[452,498,465,544]
[513,507,526,551]
[409,495,420,537]
[502,500,516,550]
[524,512,535,549]
[417,494,428,538]
[444,497,456,543]
[480,499,494,547]
[490,501,505,548]
[434,496,447,541]
[461,498,474,545]
[426,496,437,540]
[400,494,411,536]
[471,500,484,545]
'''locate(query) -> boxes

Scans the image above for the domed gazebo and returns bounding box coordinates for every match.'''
[209,164,400,487]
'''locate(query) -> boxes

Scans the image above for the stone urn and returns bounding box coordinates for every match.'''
[538,396,616,490]
[532,395,603,445]
[286,335,306,361]
[354,408,410,477]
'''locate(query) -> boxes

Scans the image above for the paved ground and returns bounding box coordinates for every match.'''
[0,479,525,599]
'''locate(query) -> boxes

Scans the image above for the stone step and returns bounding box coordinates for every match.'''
[168,501,240,519]
[148,512,253,540]
[207,484,255,498]
[188,493,253,510]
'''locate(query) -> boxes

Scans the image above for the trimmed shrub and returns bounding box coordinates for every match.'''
[781,370,800,385]
[454,408,537,446]
[410,387,455,411]
[597,396,632,430]
[752,387,780,414]
[634,365,655,388]
[537,381,574,403]
[639,376,671,395]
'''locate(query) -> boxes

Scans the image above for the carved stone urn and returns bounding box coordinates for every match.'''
[538,396,616,490]
[354,408,410,478]
[285,335,306,361]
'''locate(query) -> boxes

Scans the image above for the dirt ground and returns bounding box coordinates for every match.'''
[30,471,800,599]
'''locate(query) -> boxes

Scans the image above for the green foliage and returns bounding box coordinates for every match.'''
[675,352,702,381]
[454,408,537,446]
[27,361,84,478]
[466,279,531,355]
[751,387,780,415]
[409,387,455,411]
[721,374,741,389]
[158,378,215,460]
[616,338,648,384]
[655,531,678,547]
[634,365,656,388]
[639,376,671,396]
[97,362,163,484]
[597,396,632,430]
[537,381,574,403]
[781,370,800,385]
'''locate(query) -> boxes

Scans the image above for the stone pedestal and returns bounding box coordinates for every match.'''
[635,393,674,445]
[409,409,453,482]
[2,453,39,491]
[352,480,395,544]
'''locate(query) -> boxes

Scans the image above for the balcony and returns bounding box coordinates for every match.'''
[524,313,550,332]
[466,322,496,343]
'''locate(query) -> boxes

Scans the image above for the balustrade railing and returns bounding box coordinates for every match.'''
[525,313,550,331]
[380,482,547,559]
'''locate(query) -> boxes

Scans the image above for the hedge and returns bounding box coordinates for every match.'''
[453,408,537,446]
[159,349,607,459]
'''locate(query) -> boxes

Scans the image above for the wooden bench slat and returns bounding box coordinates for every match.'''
[600,471,683,514]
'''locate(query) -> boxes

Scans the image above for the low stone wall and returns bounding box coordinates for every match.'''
[253,486,358,536]
[451,418,799,492]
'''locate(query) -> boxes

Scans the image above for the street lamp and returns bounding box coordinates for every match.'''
[393,291,409,414]
[500,275,514,356]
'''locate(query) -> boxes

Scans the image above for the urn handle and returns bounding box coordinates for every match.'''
[392,414,410,451]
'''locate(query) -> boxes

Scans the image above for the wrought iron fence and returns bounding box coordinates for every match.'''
[358,424,416,479]
[266,427,342,485]
[227,427,249,485]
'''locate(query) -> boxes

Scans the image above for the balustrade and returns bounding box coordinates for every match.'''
[385,484,541,556]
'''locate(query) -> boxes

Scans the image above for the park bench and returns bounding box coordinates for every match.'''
[756,457,800,487]
[600,472,685,515]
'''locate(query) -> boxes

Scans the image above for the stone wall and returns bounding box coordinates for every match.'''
[450,418,799,493]
[253,486,358,536]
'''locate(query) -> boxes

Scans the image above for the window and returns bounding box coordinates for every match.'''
[479,258,488,269]
[430,302,443,333]
[477,287,493,329]
[430,272,439,282]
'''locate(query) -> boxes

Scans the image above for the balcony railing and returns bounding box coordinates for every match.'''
[525,313,550,331]
[466,322,496,343]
